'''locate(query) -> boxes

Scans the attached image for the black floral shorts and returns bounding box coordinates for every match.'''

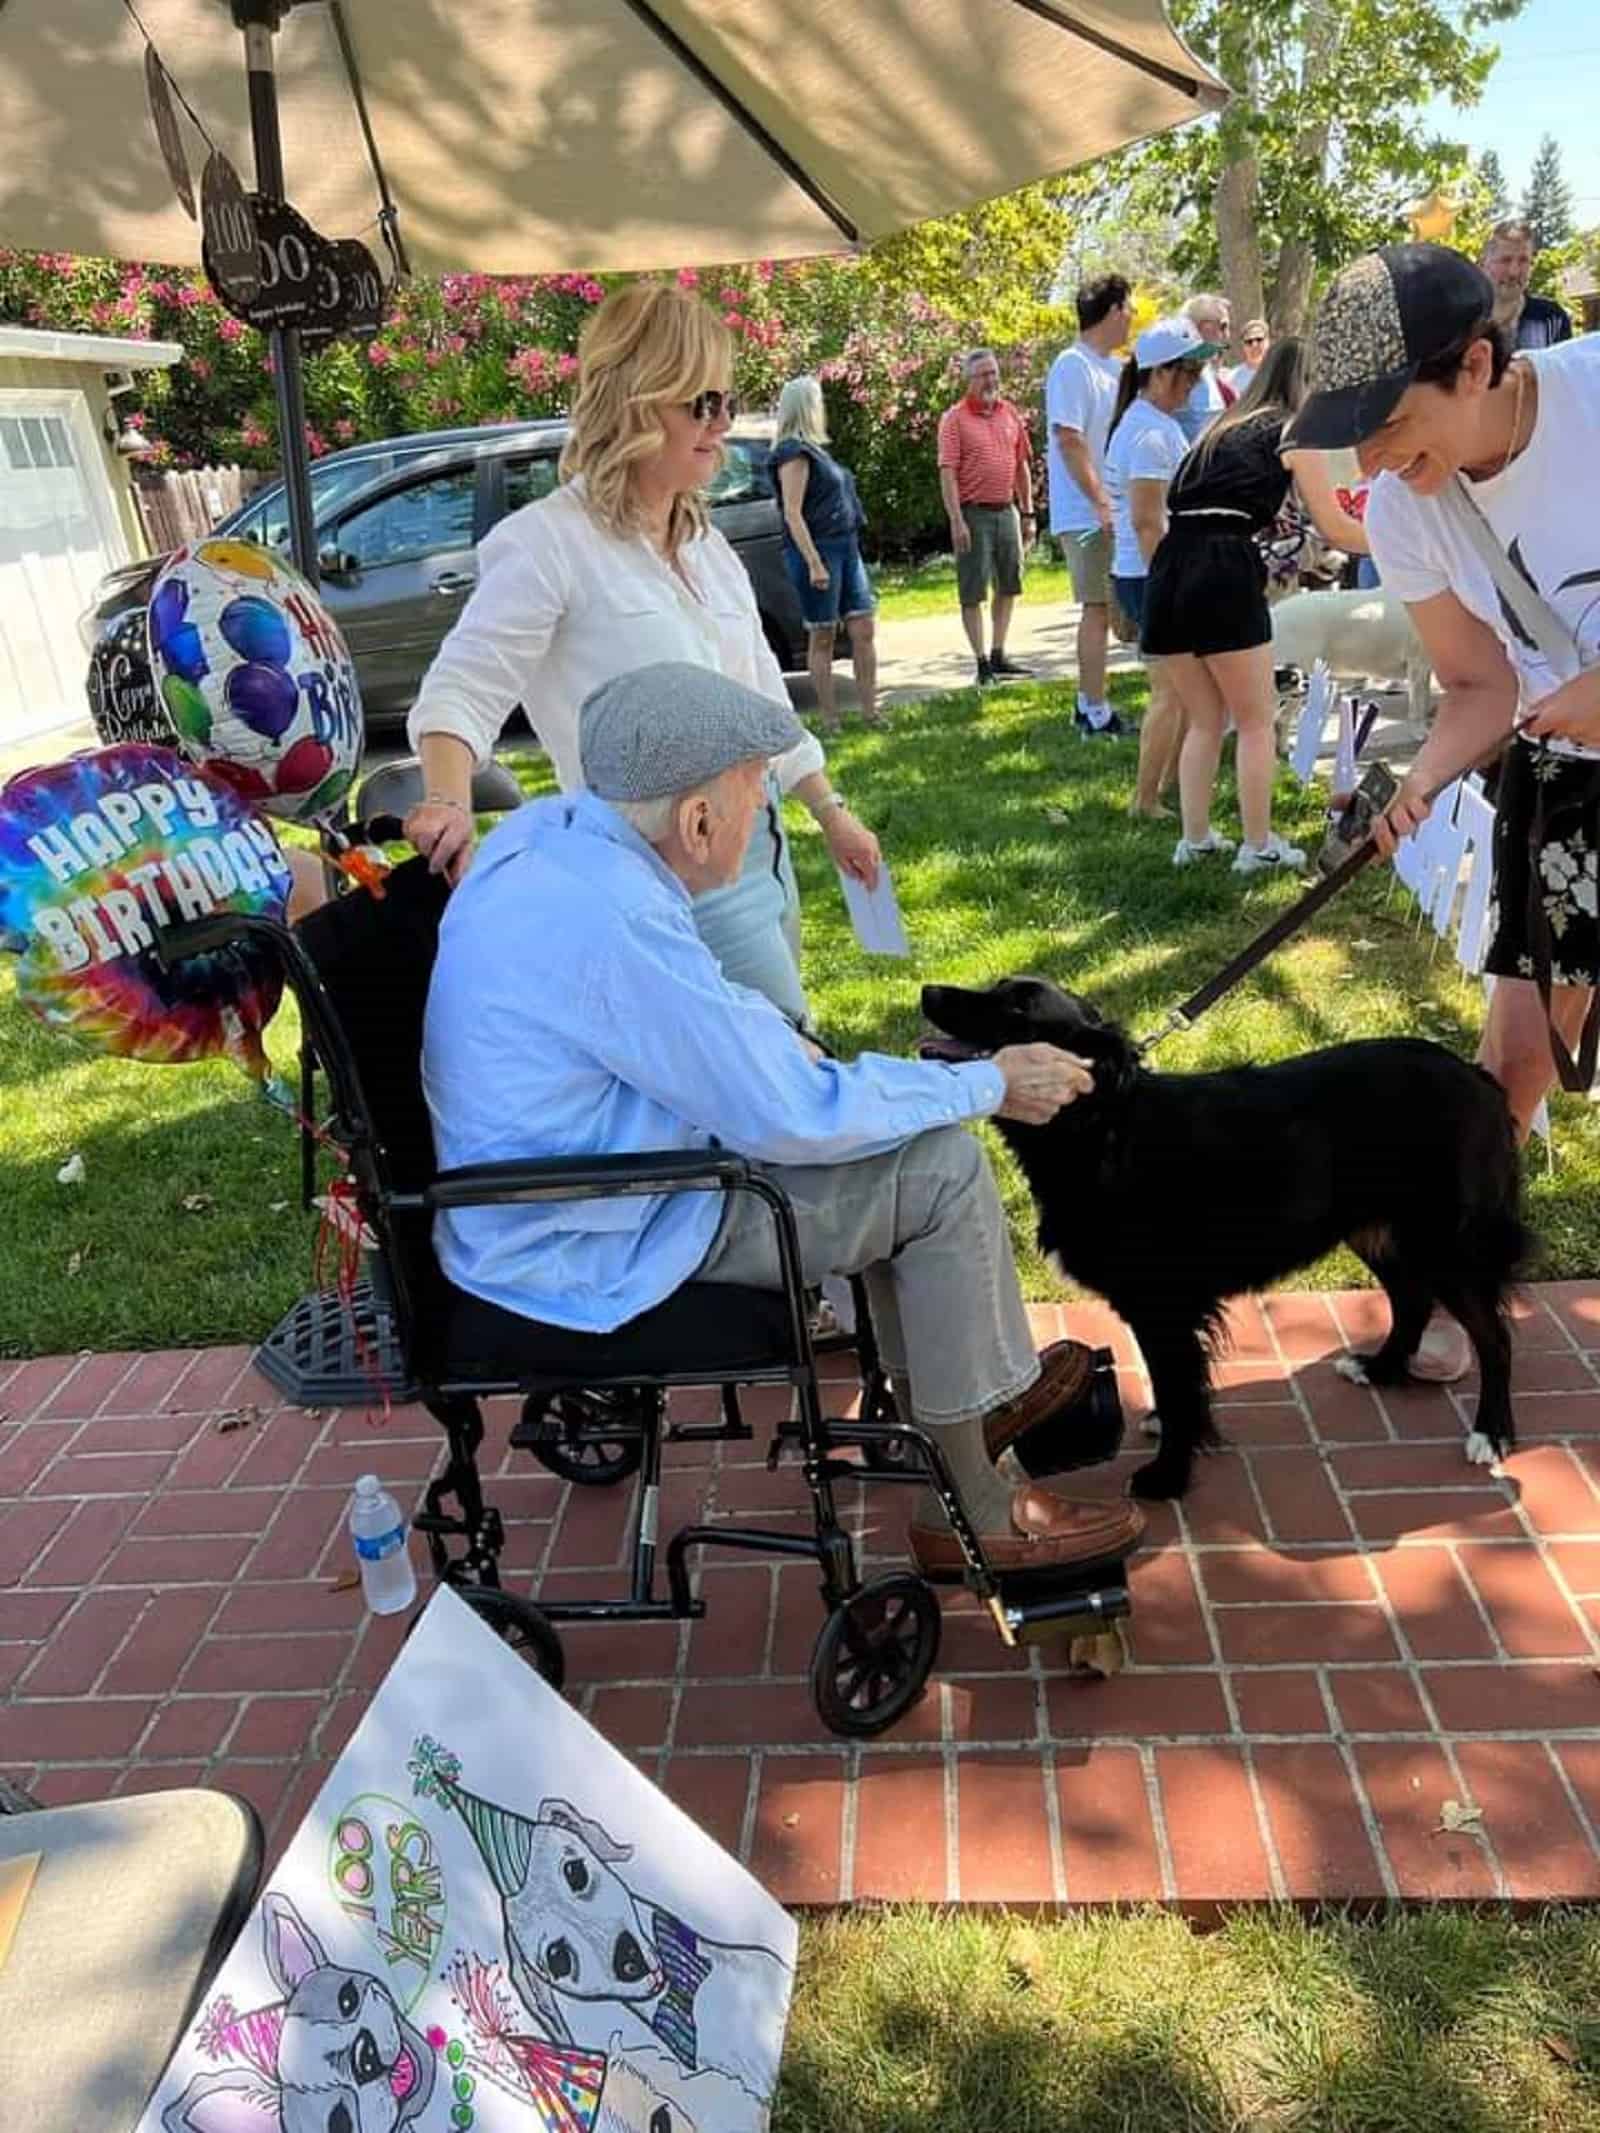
[1486,739,1600,989]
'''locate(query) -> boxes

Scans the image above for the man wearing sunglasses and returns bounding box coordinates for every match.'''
[937,349,1037,689]
[1228,320,1270,397]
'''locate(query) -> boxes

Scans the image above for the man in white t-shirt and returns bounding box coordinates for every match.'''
[1288,241,1600,1378]
[1044,273,1132,735]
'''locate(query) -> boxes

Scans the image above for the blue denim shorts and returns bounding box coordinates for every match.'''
[785,535,875,628]
[1111,572,1147,633]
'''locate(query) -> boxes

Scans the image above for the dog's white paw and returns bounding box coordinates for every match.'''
[1140,1407,1162,1440]
[1333,1354,1371,1387]
[1464,1430,1504,1472]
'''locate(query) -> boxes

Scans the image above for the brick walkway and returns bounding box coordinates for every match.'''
[6,1285,1600,1909]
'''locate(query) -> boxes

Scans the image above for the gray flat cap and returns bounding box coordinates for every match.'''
[580,662,806,802]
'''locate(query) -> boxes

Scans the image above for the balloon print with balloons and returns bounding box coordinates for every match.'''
[0,743,292,1084]
[146,539,362,821]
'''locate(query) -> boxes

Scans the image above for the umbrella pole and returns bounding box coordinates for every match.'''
[231,0,319,586]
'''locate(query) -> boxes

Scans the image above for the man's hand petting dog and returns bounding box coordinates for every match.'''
[994,1043,1094,1124]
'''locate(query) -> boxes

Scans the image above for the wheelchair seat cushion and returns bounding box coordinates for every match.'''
[438,1275,795,1389]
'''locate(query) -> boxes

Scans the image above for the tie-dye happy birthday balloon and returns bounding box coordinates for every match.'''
[146,539,363,822]
[0,744,291,1079]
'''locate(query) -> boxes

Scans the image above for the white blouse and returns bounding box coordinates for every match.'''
[406,477,824,792]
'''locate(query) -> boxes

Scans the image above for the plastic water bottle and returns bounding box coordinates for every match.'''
[348,1474,416,1615]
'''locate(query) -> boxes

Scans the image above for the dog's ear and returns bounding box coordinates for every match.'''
[260,1891,328,1995]
[506,1926,575,2043]
[539,1797,633,1865]
[162,2068,282,2133]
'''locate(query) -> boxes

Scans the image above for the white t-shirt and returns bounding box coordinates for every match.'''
[1105,397,1189,580]
[1367,338,1600,758]
[1044,342,1123,536]
[407,476,822,791]
[1175,365,1227,446]
[1227,362,1259,397]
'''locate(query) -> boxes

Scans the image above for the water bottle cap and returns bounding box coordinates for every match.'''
[355,1472,380,1496]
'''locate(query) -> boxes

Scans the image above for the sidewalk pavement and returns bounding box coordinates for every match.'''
[7,1287,1600,1909]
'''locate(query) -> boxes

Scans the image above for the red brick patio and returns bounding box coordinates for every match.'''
[7,1284,1600,1910]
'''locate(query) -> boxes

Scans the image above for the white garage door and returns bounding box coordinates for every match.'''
[0,390,130,749]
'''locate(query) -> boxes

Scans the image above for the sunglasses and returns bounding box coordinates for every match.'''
[1243,335,1267,348]
[687,389,739,423]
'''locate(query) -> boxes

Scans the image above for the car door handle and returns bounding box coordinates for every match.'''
[431,571,476,596]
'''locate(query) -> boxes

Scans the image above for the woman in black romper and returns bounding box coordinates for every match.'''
[1142,338,1371,873]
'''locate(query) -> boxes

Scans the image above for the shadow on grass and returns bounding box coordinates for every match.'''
[776,1908,1600,2133]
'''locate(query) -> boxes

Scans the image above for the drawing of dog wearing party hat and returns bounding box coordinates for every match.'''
[160,1891,436,2133]
[410,1736,792,2108]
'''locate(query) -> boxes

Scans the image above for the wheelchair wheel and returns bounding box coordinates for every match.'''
[810,1573,940,1738]
[454,1585,566,1690]
[522,1389,646,1486]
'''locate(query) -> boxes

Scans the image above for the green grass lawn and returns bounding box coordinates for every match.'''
[779,1907,1600,2132]
[6,670,1599,1356]
[873,549,1069,621]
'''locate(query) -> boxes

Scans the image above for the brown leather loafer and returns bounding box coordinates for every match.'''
[983,1341,1097,1462]
[908,1484,1145,1582]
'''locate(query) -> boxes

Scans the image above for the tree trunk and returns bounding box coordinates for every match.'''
[1270,3,1340,336]
[1216,153,1266,329]
[1211,8,1265,333]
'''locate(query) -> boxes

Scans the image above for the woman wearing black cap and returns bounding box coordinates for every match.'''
[1290,242,1600,1376]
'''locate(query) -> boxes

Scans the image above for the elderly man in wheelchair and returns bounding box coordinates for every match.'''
[422,662,1142,1642]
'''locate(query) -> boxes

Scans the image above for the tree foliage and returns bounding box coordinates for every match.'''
[1522,132,1575,252]
[0,184,1077,550]
[1077,0,1526,335]
[1477,148,1511,223]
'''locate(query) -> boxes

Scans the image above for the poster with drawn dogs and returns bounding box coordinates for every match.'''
[136,1585,798,2133]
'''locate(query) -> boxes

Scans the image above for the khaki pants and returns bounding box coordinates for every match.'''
[697,1124,1038,1425]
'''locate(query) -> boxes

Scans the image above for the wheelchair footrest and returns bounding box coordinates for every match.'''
[991,1567,1131,1647]
[253,1282,417,1408]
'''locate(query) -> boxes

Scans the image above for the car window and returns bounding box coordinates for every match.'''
[334,468,477,570]
[228,449,436,550]
[503,455,560,515]
[706,438,768,507]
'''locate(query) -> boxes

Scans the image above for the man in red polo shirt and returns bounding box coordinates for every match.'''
[937,349,1036,688]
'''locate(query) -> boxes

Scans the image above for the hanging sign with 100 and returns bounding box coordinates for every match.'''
[203,193,387,346]
[200,152,260,308]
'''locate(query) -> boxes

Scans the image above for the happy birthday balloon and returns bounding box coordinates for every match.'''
[146,540,363,822]
[86,607,175,750]
[0,743,291,1080]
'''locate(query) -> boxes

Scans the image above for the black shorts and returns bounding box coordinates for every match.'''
[1141,525,1271,658]
[1486,738,1600,989]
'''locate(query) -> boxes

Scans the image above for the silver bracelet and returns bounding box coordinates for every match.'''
[423,793,469,813]
[814,791,848,814]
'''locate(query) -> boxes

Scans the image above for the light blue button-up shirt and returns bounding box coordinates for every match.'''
[422,790,1006,1332]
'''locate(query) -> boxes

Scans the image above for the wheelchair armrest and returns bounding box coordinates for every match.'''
[153,912,297,968]
[421,1149,754,1211]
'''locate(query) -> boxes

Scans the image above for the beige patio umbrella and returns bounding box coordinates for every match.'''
[1,0,1225,275]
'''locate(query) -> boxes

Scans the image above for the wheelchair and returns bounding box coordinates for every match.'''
[158,855,1136,1739]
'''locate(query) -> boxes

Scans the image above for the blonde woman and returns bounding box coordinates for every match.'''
[404,282,879,1025]
[771,376,882,730]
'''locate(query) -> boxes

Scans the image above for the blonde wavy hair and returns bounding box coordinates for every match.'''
[559,282,733,554]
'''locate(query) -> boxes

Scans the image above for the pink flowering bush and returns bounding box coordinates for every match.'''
[0,244,1067,547]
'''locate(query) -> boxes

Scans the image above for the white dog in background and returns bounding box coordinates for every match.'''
[1271,587,1435,731]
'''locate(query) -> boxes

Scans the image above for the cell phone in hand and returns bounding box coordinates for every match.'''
[1316,762,1399,877]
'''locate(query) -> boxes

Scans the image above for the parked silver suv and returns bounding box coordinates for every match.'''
[82,417,809,731]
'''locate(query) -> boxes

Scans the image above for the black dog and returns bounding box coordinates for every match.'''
[922,977,1528,1500]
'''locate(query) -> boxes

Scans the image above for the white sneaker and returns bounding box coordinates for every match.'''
[1173,832,1236,867]
[1233,834,1306,875]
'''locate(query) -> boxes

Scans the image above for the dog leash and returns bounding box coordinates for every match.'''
[1135,769,1462,1059]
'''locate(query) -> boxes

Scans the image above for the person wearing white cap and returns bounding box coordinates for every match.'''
[1103,316,1222,815]
[423,661,1146,1579]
